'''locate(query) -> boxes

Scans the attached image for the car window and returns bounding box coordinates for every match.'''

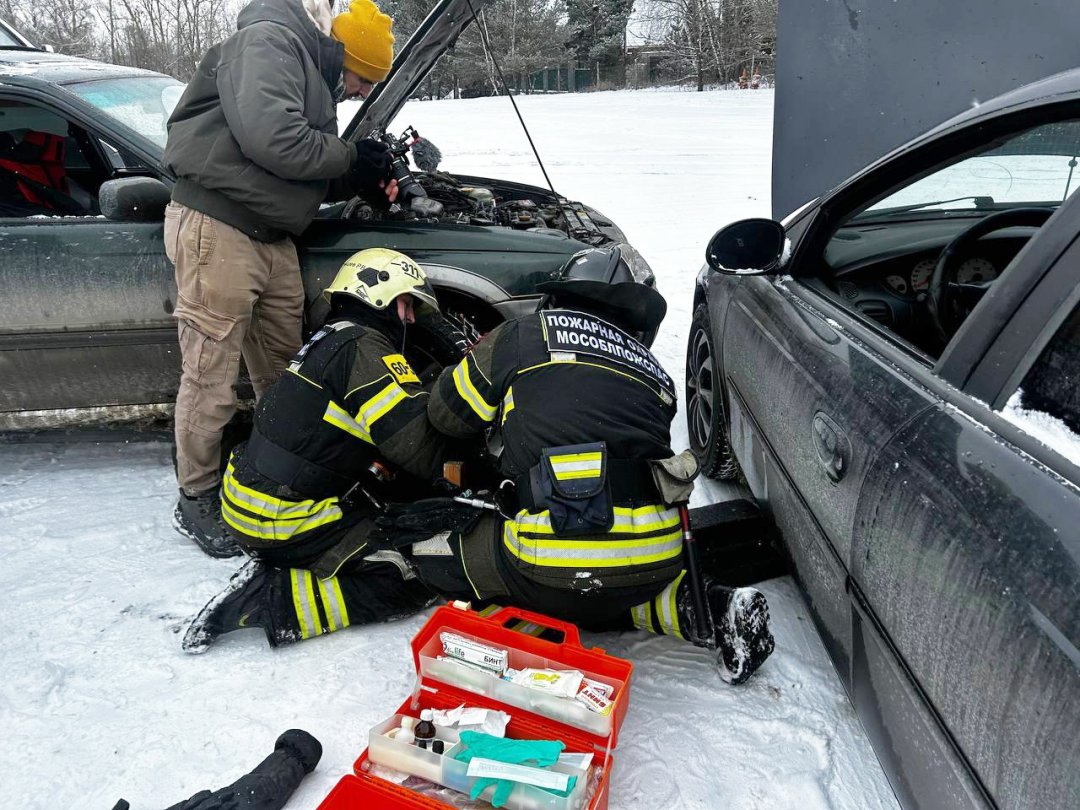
[1002,303,1080,468]
[0,99,102,217]
[811,116,1080,362]
[859,120,1080,218]
[0,23,24,47]
[66,77,184,149]
[99,137,151,172]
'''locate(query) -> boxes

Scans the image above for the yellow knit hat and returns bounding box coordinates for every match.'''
[331,0,395,83]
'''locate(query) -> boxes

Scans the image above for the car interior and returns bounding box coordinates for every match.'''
[0,100,109,217]
[813,117,1080,359]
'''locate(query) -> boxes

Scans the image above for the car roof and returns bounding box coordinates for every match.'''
[0,48,166,85]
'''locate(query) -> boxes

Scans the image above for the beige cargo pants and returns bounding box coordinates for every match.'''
[164,202,304,496]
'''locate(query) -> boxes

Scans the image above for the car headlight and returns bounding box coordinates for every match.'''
[617,244,656,287]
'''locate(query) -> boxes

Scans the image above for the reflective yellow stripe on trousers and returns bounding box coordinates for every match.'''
[221,497,343,542]
[503,506,682,568]
[224,464,340,520]
[317,576,351,632]
[290,569,323,639]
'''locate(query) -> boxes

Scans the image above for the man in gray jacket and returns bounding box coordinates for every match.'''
[163,0,398,557]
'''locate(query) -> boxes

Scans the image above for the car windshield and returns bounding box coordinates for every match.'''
[66,76,184,149]
[856,119,1080,219]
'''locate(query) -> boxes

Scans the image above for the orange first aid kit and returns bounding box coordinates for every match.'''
[317,603,634,809]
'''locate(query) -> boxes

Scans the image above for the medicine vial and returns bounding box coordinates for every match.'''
[415,709,436,750]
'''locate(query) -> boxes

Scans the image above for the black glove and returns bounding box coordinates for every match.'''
[369,498,484,549]
[349,138,393,203]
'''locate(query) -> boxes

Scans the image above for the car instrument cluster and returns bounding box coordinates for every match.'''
[884,256,998,296]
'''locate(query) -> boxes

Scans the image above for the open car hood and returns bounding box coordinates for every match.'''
[343,0,491,141]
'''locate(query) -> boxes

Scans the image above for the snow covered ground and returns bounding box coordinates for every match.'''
[1,89,899,809]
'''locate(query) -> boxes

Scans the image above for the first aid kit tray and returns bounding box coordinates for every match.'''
[317,603,634,810]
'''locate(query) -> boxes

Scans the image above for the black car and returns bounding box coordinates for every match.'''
[687,71,1080,809]
[0,0,653,433]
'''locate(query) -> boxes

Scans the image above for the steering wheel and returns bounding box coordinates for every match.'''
[928,207,1054,341]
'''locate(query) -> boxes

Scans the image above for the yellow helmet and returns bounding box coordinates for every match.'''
[323,248,439,314]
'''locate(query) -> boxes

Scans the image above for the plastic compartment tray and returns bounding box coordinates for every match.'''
[368,713,592,810]
[418,633,620,738]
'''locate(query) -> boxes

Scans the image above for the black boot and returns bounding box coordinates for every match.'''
[707,583,774,685]
[183,560,275,653]
[173,488,243,558]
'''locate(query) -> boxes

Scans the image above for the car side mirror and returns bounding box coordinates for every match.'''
[706,218,787,275]
[99,177,171,222]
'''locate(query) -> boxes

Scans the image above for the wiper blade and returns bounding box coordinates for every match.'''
[857,195,996,218]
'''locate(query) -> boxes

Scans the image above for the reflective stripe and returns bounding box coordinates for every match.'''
[516,358,673,404]
[512,505,680,536]
[630,601,651,632]
[222,498,342,542]
[453,357,497,421]
[501,388,515,425]
[358,381,408,429]
[654,570,686,639]
[291,569,323,639]
[285,367,323,388]
[223,466,341,520]
[549,451,603,481]
[322,401,374,444]
[503,514,682,569]
[318,576,350,632]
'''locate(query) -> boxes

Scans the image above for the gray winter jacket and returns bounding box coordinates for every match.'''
[164,0,356,242]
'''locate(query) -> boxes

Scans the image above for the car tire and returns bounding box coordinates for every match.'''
[408,312,470,383]
[686,303,740,480]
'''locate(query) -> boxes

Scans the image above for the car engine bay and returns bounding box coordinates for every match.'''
[329,126,625,247]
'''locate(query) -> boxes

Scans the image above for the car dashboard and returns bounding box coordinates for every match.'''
[821,217,1036,353]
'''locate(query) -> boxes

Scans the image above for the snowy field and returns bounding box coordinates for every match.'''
[0,89,899,809]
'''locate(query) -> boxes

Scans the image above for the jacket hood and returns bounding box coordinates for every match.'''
[237,0,343,93]
[238,0,318,40]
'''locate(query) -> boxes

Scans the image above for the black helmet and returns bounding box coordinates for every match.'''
[535,279,667,335]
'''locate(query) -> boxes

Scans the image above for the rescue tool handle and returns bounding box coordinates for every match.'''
[494,606,583,648]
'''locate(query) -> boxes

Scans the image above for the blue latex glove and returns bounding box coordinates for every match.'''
[454,731,575,807]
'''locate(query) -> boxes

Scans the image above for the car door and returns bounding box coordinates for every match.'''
[0,91,177,426]
[721,243,934,690]
[852,207,1080,810]
[719,102,1080,810]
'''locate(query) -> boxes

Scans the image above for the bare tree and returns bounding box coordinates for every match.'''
[631,0,775,90]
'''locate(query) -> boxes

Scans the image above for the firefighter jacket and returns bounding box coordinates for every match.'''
[428,308,681,591]
[222,318,446,552]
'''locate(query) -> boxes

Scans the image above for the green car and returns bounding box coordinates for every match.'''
[0,0,654,432]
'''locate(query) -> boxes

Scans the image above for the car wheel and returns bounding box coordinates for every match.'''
[686,304,740,480]
[407,312,470,384]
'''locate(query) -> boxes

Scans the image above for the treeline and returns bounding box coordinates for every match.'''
[0,0,776,92]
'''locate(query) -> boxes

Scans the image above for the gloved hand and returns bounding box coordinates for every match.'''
[453,731,572,808]
[369,498,484,549]
[349,138,393,204]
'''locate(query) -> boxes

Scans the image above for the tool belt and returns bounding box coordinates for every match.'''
[511,442,662,537]
[247,427,356,499]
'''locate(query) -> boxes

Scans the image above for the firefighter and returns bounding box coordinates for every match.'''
[184,254,774,684]
[182,248,456,652]
[419,272,775,684]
